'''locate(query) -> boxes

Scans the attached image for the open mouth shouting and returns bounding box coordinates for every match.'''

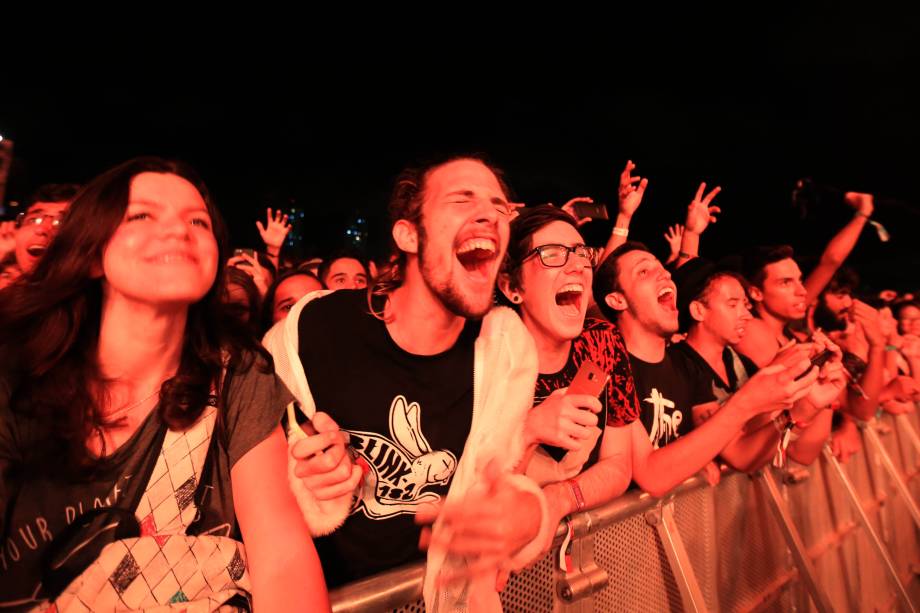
[455,236,499,285]
[555,283,585,318]
[657,285,677,312]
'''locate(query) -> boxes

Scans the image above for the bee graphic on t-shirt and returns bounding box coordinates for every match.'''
[347,395,458,518]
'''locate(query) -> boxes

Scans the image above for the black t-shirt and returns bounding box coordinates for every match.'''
[628,345,716,449]
[673,343,759,403]
[297,290,477,587]
[534,319,640,465]
[0,354,290,608]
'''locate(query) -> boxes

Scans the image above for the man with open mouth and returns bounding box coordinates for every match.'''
[264,156,551,611]
[592,243,822,496]
[3,183,81,274]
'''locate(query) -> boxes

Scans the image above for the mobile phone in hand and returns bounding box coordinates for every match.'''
[794,348,835,380]
[544,360,608,462]
[567,360,608,398]
[572,202,609,220]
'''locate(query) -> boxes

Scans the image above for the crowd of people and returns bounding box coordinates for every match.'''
[0,154,917,612]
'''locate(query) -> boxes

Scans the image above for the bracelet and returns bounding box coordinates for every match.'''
[678,251,692,259]
[567,479,586,512]
[612,227,629,238]
[855,211,871,220]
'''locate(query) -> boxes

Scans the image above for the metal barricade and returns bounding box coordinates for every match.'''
[329,411,920,612]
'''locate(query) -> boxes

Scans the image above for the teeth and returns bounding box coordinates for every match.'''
[557,283,584,294]
[658,287,674,298]
[152,253,193,263]
[457,238,496,255]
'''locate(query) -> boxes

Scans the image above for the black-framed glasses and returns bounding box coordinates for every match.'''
[521,243,599,268]
[16,211,65,229]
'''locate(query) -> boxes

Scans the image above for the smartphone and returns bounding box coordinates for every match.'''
[233,248,257,258]
[567,360,608,398]
[544,360,608,462]
[572,202,609,220]
[794,348,835,380]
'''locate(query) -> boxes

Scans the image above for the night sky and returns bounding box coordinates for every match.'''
[2,21,918,291]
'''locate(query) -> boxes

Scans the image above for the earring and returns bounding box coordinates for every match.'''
[511,294,522,304]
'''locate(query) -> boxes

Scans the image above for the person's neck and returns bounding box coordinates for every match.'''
[97,293,187,401]
[755,305,789,342]
[526,322,572,374]
[686,327,727,376]
[619,314,667,362]
[385,270,468,356]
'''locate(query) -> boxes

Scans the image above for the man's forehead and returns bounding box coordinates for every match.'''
[26,201,69,215]
[764,257,801,279]
[426,159,503,195]
[623,250,659,271]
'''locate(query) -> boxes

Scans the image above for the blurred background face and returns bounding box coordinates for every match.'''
[14,201,69,273]
[272,274,324,323]
[323,257,368,290]
[899,305,920,336]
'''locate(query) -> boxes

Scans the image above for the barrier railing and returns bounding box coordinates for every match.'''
[329,410,920,612]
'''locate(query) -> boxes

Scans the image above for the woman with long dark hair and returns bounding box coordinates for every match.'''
[0,158,328,611]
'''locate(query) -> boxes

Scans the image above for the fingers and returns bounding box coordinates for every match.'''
[564,393,603,414]
[312,464,363,500]
[702,186,722,205]
[291,430,348,462]
[694,182,706,201]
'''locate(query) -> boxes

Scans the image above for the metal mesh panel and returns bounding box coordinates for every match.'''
[498,549,556,613]
[712,472,794,613]
[389,600,424,613]
[592,511,684,612]
[672,484,719,611]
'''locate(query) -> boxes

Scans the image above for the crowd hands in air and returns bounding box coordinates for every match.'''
[0,154,917,612]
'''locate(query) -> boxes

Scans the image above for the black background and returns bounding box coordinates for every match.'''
[2,15,918,291]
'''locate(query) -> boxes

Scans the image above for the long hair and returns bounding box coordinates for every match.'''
[0,157,267,473]
[367,154,512,319]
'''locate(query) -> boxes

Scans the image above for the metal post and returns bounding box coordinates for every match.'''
[646,501,710,613]
[821,446,918,613]
[895,413,920,466]
[758,469,836,613]
[861,420,920,531]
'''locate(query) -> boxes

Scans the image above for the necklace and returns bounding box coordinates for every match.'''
[107,387,161,419]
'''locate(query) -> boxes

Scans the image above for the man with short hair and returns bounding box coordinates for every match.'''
[1,183,81,273]
[265,157,549,609]
[591,242,821,494]
[673,260,843,469]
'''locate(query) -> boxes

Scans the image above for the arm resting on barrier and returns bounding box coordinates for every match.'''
[542,422,633,530]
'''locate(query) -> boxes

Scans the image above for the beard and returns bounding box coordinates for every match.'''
[813,299,848,332]
[417,223,494,320]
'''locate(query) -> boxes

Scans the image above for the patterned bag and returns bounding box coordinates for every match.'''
[34,404,253,612]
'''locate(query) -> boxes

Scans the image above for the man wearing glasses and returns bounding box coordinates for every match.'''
[2,184,80,274]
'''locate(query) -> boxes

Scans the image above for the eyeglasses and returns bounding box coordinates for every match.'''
[16,212,65,229]
[521,243,599,268]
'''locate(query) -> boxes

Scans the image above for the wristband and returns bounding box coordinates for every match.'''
[855,211,871,220]
[612,227,629,238]
[678,251,693,259]
[567,479,586,512]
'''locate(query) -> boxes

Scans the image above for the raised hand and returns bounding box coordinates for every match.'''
[663,224,684,263]
[618,160,648,220]
[684,182,722,235]
[560,197,595,227]
[256,208,292,252]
